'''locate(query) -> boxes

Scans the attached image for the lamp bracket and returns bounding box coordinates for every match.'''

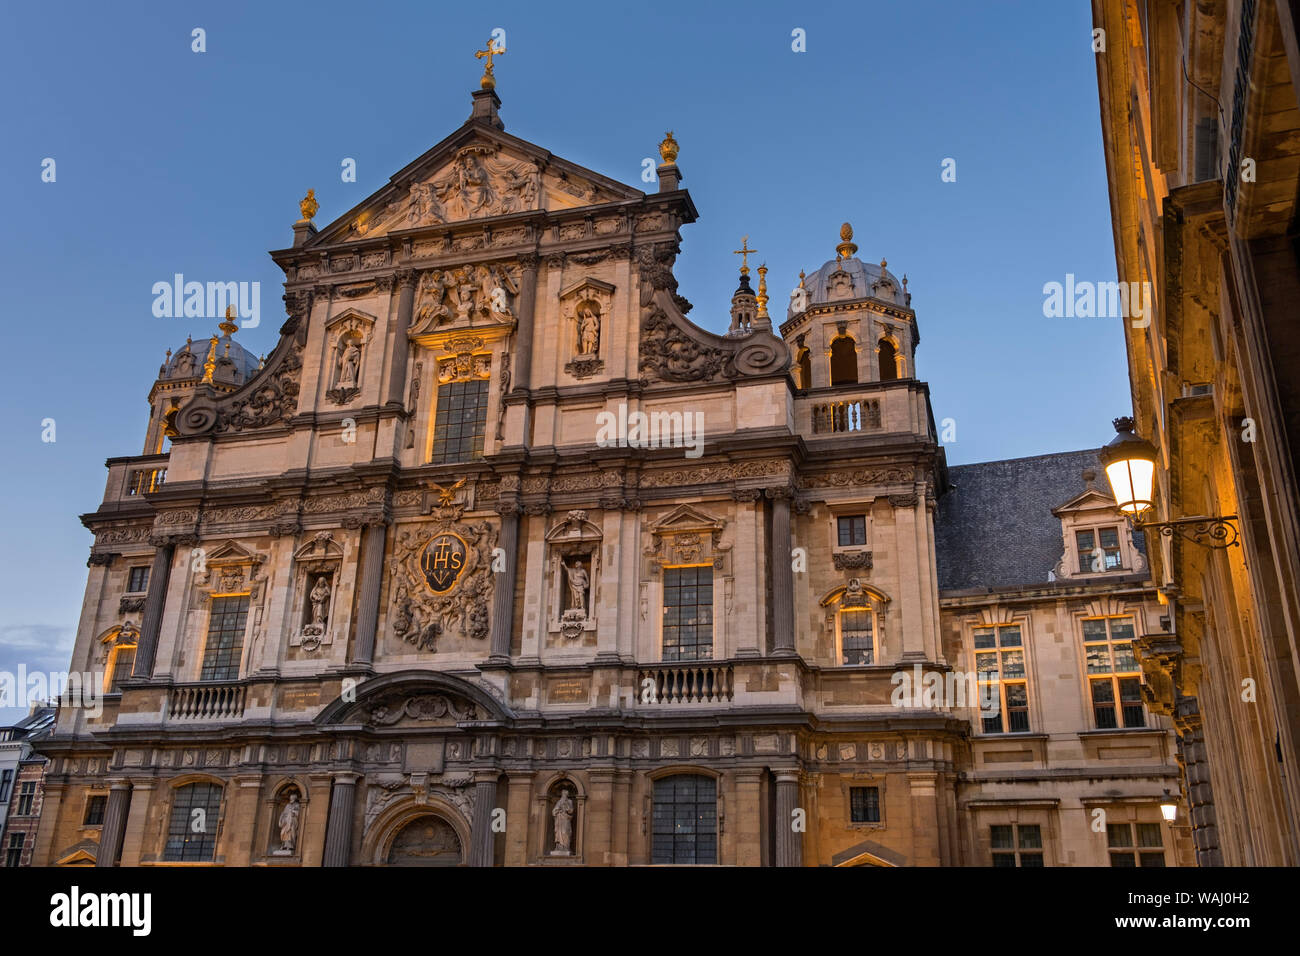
[1134,515,1240,549]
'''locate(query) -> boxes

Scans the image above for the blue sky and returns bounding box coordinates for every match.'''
[0,0,1126,721]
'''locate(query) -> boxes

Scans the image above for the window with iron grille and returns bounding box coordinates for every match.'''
[850,786,880,823]
[661,566,713,662]
[200,595,249,681]
[1108,822,1165,866]
[164,782,223,862]
[839,607,875,665]
[430,378,489,464]
[975,625,1029,733]
[990,824,1043,866]
[652,775,717,864]
[108,644,137,693]
[1083,617,1145,728]
[83,794,107,826]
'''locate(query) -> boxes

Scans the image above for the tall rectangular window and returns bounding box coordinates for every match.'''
[200,595,250,681]
[431,379,489,464]
[839,608,875,665]
[652,775,717,865]
[127,566,150,593]
[83,794,107,826]
[4,833,24,867]
[1084,617,1145,728]
[662,566,713,661]
[850,786,880,823]
[990,824,1043,866]
[837,515,867,547]
[0,769,12,803]
[15,781,36,816]
[1108,822,1165,866]
[164,783,223,862]
[975,625,1029,733]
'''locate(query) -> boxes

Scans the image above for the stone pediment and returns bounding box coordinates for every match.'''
[314,670,512,727]
[309,128,642,245]
[1051,487,1118,516]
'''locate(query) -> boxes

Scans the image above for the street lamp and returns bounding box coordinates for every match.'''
[1099,417,1240,548]
[1159,789,1179,823]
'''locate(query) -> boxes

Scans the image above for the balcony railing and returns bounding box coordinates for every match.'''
[168,682,246,720]
[811,398,881,434]
[638,664,735,704]
[126,467,167,496]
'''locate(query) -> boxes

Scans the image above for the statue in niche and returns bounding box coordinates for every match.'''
[277,790,301,853]
[563,559,589,615]
[308,575,331,628]
[575,302,600,356]
[452,268,478,322]
[551,788,575,856]
[337,341,361,390]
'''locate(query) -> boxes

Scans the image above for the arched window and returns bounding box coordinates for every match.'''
[164,782,223,862]
[878,338,899,381]
[830,336,858,386]
[796,348,813,390]
[652,775,717,864]
[838,605,876,665]
[104,635,137,693]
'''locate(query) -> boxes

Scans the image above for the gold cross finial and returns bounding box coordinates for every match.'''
[475,36,505,90]
[733,235,758,275]
[219,304,239,336]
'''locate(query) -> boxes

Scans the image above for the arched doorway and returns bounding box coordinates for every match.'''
[385,814,462,866]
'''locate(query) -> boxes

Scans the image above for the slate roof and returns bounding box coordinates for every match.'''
[934,448,1139,592]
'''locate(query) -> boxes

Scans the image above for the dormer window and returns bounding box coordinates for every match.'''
[1076,526,1123,572]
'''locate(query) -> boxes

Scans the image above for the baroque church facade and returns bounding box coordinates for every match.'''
[29,75,1189,867]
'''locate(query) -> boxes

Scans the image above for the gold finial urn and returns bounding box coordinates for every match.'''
[299,188,318,222]
[219,304,239,336]
[756,263,770,318]
[836,221,858,258]
[659,131,679,165]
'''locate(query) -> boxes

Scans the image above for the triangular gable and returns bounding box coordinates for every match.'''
[307,123,646,246]
[1051,487,1118,517]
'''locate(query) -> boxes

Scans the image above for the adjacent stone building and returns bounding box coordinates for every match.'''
[31,74,1188,867]
[1092,0,1300,865]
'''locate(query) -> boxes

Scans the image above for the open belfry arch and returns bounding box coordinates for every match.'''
[34,45,1186,868]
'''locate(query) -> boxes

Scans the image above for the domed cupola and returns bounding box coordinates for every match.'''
[143,307,263,455]
[787,223,910,320]
[780,222,919,390]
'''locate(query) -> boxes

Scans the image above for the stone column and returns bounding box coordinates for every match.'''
[385,269,419,407]
[488,504,519,660]
[95,780,132,867]
[132,540,176,678]
[768,489,797,656]
[468,773,499,867]
[774,771,803,867]
[351,521,388,666]
[117,781,155,866]
[511,254,540,392]
[322,773,359,867]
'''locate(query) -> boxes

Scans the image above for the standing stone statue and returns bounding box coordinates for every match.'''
[310,576,332,627]
[564,560,589,616]
[338,342,361,389]
[576,305,600,355]
[552,788,575,855]
[278,791,301,852]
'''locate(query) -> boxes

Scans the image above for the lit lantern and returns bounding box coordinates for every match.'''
[1099,417,1158,517]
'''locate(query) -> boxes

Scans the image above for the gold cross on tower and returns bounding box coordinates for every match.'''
[733,235,758,275]
[475,36,505,90]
